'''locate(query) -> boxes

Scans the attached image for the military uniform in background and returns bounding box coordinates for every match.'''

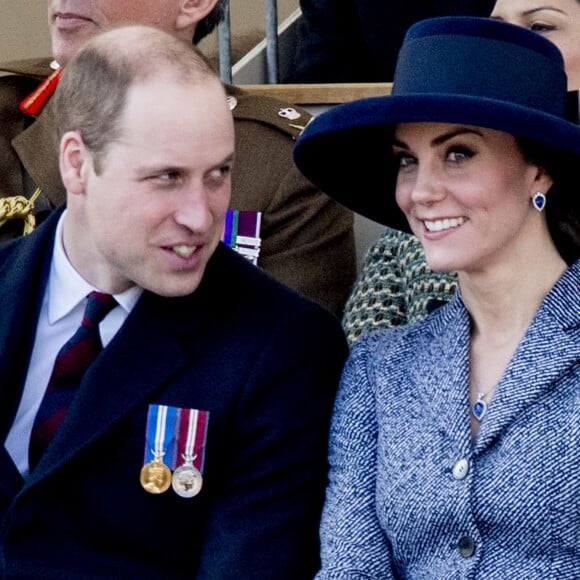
[0,58,355,316]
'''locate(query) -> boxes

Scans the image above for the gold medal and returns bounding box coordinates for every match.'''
[140,455,172,494]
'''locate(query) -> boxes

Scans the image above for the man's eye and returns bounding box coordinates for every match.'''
[149,171,182,184]
[162,171,182,181]
[207,165,232,184]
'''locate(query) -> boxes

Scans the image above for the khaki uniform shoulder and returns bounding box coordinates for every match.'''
[0,62,314,142]
[0,58,53,80]
[226,84,312,142]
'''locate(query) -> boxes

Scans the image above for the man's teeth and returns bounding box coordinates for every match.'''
[424,217,465,232]
[173,244,197,258]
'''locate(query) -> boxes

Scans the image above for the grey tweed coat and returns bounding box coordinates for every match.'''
[318,260,579,579]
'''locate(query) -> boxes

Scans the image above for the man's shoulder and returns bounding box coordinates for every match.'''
[0,57,53,80]
[226,85,312,143]
[0,58,52,107]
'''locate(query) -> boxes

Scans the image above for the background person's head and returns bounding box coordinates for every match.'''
[48,0,228,66]
[55,25,235,297]
[490,0,580,91]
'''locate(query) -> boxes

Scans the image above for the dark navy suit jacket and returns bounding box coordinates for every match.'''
[0,209,348,579]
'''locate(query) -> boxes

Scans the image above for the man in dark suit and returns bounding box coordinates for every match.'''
[0,0,355,317]
[0,25,348,579]
[288,0,495,82]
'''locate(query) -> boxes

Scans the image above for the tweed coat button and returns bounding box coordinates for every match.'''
[458,535,476,558]
[452,458,469,480]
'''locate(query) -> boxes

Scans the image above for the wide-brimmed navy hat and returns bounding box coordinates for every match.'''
[293,16,580,234]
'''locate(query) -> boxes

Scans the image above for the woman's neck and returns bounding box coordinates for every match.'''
[459,224,567,338]
[460,242,566,342]
[461,239,567,436]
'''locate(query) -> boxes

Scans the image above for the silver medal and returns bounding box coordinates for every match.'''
[172,462,203,498]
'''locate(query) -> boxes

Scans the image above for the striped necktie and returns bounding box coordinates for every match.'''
[29,291,117,469]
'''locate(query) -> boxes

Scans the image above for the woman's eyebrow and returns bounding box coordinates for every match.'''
[392,127,484,149]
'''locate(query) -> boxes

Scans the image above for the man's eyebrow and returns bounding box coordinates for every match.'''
[215,153,235,167]
[134,153,235,176]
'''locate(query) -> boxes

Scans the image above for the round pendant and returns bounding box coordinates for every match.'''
[140,460,172,494]
[172,464,203,498]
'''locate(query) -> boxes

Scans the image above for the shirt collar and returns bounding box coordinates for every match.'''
[47,210,143,324]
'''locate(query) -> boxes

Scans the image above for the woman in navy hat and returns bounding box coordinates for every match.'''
[294,17,579,578]
[340,0,580,346]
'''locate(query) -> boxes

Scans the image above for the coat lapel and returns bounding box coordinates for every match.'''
[475,262,580,453]
[12,97,65,207]
[407,296,473,451]
[0,214,55,500]
[0,218,54,440]
[0,446,24,504]
[0,76,37,201]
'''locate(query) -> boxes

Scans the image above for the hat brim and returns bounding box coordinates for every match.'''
[293,94,580,230]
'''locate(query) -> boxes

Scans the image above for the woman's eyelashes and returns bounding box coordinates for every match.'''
[446,146,475,164]
[392,145,475,169]
[393,151,416,169]
[529,21,557,33]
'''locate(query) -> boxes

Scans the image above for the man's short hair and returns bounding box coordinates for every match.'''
[194,0,228,44]
[54,25,219,173]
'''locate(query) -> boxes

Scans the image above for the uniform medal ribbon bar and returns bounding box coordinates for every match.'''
[222,209,262,265]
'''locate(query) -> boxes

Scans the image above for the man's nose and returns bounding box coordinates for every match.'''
[173,185,213,232]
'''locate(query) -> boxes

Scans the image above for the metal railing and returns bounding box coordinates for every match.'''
[218,0,280,84]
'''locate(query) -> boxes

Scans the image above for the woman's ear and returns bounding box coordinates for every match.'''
[176,0,219,33]
[59,131,91,196]
[532,164,554,197]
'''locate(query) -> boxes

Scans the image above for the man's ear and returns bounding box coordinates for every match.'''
[176,0,219,32]
[59,131,92,196]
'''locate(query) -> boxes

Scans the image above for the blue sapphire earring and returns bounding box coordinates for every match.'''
[532,192,546,212]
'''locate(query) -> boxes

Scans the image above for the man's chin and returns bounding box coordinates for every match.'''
[144,271,207,298]
[51,34,93,67]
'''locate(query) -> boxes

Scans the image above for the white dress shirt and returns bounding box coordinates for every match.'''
[5,211,142,475]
